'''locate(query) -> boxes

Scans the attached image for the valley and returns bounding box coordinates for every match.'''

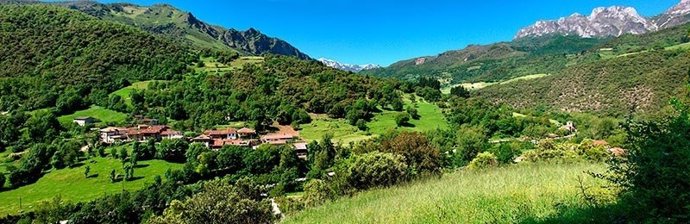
[0,0,689,223]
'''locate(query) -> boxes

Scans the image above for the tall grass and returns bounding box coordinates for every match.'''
[283,163,605,224]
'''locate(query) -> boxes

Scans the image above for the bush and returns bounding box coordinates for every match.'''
[599,106,690,222]
[376,132,442,173]
[395,112,410,127]
[344,152,409,190]
[489,143,523,164]
[467,152,498,170]
[302,179,336,206]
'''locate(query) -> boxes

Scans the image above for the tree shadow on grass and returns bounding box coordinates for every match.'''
[133,164,149,169]
[519,203,628,224]
[126,176,144,182]
[87,174,99,178]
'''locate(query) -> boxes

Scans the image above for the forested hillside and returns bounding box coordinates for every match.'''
[361,36,606,83]
[0,4,195,112]
[59,1,311,59]
[476,23,690,117]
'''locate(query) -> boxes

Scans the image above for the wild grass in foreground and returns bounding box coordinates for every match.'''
[283,163,606,224]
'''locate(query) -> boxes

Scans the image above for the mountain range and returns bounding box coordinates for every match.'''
[317,58,380,72]
[515,0,690,39]
[51,1,310,59]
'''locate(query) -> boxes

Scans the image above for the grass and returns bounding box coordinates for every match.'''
[0,156,183,216]
[110,80,159,106]
[300,95,448,144]
[196,56,264,73]
[665,42,690,51]
[442,74,551,93]
[282,163,606,224]
[57,105,128,125]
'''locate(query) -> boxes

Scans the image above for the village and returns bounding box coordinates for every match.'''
[79,116,308,160]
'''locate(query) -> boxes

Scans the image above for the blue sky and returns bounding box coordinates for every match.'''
[98,0,680,66]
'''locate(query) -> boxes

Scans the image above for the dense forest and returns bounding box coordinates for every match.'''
[0,4,195,112]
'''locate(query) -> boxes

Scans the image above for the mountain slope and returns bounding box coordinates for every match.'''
[58,1,310,59]
[361,35,606,83]
[0,4,194,112]
[318,58,380,72]
[477,24,690,117]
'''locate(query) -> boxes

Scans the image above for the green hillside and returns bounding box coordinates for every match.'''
[60,2,310,59]
[283,163,606,224]
[362,36,605,84]
[0,4,194,113]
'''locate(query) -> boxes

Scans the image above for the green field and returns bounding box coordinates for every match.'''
[57,105,128,125]
[0,157,183,216]
[283,163,606,224]
[300,96,448,144]
[442,74,551,93]
[197,56,264,73]
[110,80,158,106]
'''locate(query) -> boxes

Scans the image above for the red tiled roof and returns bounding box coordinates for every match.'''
[237,128,257,134]
[261,133,294,141]
[204,128,237,136]
[128,125,168,135]
[212,139,250,148]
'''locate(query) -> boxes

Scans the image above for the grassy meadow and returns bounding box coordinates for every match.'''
[0,156,183,216]
[57,105,128,125]
[283,163,606,224]
[110,80,158,106]
[441,73,551,93]
[300,95,447,144]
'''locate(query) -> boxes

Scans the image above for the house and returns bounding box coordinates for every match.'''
[100,127,128,144]
[192,135,213,148]
[293,142,308,160]
[237,128,257,139]
[127,125,168,142]
[100,125,180,143]
[204,128,238,140]
[261,133,294,145]
[161,130,184,140]
[211,139,252,149]
[559,121,577,133]
[73,117,96,127]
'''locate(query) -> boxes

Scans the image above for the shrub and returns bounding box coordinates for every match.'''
[395,112,410,127]
[344,152,409,190]
[467,152,498,170]
[377,132,442,173]
[302,179,336,206]
[599,105,690,222]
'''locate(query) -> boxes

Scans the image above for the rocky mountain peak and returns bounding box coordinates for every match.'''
[318,58,381,72]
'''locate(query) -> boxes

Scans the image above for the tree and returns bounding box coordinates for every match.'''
[599,103,690,221]
[406,106,420,120]
[158,139,188,163]
[376,132,442,173]
[456,126,490,163]
[147,179,275,224]
[110,169,117,183]
[344,152,409,190]
[395,113,411,127]
[110,148,118,159]
[119,147,128,162]
[355,119,368,131]
[391,98,404,111]
[450,85,471,98]
[0,173,5,189]
[84,166,90,178]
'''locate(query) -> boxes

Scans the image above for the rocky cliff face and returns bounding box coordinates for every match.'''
[317,58,380,72]
[515,6,655,39]
[516,1,690,39]
[654,0,690,29]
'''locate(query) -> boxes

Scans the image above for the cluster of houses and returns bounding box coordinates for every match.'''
[99,122,308,159]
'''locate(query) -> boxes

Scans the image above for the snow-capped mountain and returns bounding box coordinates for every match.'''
[515,1,690,39]
[318,58,381,72]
